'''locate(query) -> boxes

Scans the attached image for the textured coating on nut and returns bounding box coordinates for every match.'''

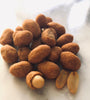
[37,61,60,79]
[1,45,18,64]
[60,51,81,71]
[48,46,62,62]
[13,30,33,47]
[61,43,79,54]
[18,47,30,61]
[15,26,23,31]
[9,61,32,77]
[31,38,41,50]
[0,28,14,45]
[26,71,43,89]
[41,28,57,47]
[28,45,51,64]
[57,34,73,47]
[22,19,41,38]
[46,17,53,24]
[36,14,47,28]
[13,31,17,39]
[47,22,65,37]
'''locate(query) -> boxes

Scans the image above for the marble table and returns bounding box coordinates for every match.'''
[0,0,90,100]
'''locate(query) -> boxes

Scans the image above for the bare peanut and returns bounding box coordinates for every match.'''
[56,70,69,89]
[67,72,79,94]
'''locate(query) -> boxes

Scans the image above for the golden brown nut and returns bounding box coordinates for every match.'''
[1,45,18,64]
[13,31,17,39]
[60,51,81,71]
[15,26,23,31]
[48,46,62,62]
[9,61,32,77]
[22,19,41,38]
[28,45,51,64]
[67,72,79,94]
[41,28,57,47]
[26,71,45,89]
[56,69,69,89]
[31,38,41,50]
[46,17,53,24]
[61,43,79,54]
[13,30,33,47]
[0,28,14,45]
[13,26,23,39]
[36,14,47,28]
[18,47,30,61]
[37,61,60,79]
[47,22,65,37]
[57,34,73,47]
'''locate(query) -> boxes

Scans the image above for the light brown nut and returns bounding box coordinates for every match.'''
[48,46,62,62]
[28,45,51,64]
[15,26,23,31]
[56,70,69,89]
[60,51,81,71]
[13,31,17,39]
[47,22,65,37]
[36,14,47,28]
[31,38,41,50]
[57,34,73,47]
[18,47,30,61]
[0,28,14,45]
[9,61,32,77]
[13,26,23,39]
[13,30,33,47]
[1,45,18,64]
[37,61,60,79]
[22,19,41,38]
[41,28,57,47]
[67,72,79,94]
[61,43,79,54]
[46,17,53,24]
[26,71,44,89]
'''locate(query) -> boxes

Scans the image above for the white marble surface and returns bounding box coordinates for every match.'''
[0,0,90,100]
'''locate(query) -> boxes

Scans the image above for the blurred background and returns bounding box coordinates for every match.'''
[0,0,90,34]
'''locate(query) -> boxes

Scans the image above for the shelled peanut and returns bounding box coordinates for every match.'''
[0,14,81,93]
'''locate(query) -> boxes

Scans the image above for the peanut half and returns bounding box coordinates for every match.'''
[67,72,79,94]
[56,69,69,89]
